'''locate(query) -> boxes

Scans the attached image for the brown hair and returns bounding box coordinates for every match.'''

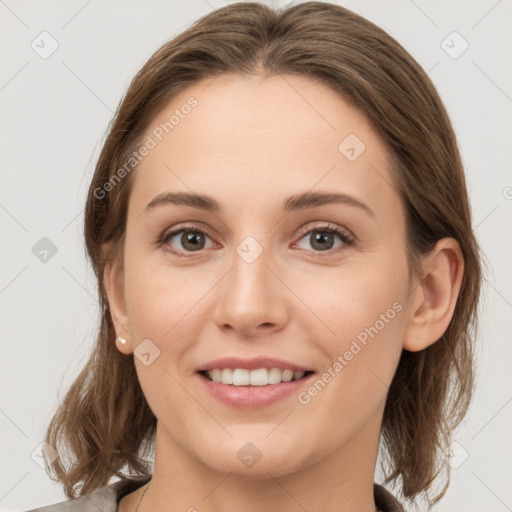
[43,2,482,508]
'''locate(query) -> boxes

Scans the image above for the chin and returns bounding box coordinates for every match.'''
[194,435,310,479]
[209,453,304,480]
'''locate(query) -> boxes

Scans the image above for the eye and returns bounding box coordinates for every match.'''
[294,223,354,253]
[155,222,354,257]
[157,226,215,255]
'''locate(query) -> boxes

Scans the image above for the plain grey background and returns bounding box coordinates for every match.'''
[1,1,511,511]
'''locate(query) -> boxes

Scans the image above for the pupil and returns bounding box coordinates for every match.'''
[182,232,204,251]
[312,231,333,250]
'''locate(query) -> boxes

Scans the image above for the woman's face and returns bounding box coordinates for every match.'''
[109,73,415,478]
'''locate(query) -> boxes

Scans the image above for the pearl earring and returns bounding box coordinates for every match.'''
[117,337,127,345]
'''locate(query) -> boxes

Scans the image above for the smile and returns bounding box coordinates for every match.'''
[201,367,313,386]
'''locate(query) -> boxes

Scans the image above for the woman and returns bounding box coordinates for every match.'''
[27,2,481,511]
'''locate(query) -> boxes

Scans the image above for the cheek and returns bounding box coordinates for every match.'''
[122,253,204,417]
[301,251,409,384]
[123,248,203,343]
[292,261,407,441]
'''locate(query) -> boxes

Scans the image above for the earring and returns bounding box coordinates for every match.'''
[117,337,127,345]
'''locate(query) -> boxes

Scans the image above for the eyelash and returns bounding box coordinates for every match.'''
[154,222,355,257]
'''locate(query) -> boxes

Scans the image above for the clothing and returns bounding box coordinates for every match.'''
[25,475,405,511]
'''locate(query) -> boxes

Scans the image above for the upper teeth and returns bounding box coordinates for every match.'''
[206,368,306,386]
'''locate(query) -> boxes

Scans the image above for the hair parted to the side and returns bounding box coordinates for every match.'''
[43,1,482,508]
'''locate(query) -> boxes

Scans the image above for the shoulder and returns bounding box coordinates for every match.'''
[374,482,406,512]
[24,477,400,512]
[23,475,152,512]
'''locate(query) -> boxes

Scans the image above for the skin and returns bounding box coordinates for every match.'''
[104,73,464,512]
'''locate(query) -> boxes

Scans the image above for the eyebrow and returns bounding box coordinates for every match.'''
[145,190,374,217]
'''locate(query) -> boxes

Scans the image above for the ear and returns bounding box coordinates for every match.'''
[102,243,133,355]
[403,238,464,352]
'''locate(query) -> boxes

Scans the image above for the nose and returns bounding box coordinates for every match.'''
[212,242,290,338]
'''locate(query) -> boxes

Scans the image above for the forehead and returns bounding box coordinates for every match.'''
[128,73,399,224]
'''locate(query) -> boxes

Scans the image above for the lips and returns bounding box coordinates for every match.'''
[195,356,312,373]
[195,356,315,407]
